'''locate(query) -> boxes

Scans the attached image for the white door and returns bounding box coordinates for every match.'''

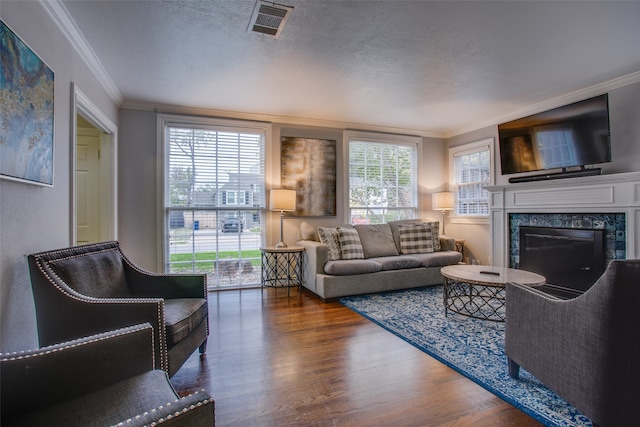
[76,130,101,244]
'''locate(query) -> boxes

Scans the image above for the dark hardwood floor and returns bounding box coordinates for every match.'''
[171,287,542,426]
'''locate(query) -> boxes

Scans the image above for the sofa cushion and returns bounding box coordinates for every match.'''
[410,250,463,267]
[337,226,364,260]
[324,259,382,276]
[318,227,342,260]
[398,223,434,254]
[354,224,399,258]
[368,255,422,271]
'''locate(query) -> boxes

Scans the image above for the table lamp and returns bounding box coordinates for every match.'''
[269,189,296,247]
[432,191,455,235]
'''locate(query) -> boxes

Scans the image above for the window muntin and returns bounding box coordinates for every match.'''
[346,131,419,224]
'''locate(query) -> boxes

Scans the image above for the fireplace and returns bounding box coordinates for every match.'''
[519,226,605,298]
[486,172,639,292]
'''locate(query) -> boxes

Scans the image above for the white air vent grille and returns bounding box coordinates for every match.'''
[248,1,293,39]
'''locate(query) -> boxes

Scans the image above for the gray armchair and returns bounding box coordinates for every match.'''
[28,241,208,377]
[506,259,640,427]
[1,323,214,426]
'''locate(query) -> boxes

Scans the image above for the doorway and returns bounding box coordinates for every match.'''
[72,84,118,245]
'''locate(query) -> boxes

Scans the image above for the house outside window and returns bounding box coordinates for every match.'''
[449,138,494,224]
[160,114,269,289]
[345,130,420,224]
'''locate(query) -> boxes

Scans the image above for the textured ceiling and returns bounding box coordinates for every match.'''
[60,0,640,136]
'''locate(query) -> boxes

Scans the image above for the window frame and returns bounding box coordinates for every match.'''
[448,138,494,225]
[157,114,272,283]
[344,130,422,224]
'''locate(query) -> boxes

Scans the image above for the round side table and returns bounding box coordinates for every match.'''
[260,246,304,297]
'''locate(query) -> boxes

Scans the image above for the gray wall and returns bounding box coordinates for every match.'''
[0,1,118,352]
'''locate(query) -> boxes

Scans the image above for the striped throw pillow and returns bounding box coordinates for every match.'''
[398,223,434,254]
[337,227,364,260]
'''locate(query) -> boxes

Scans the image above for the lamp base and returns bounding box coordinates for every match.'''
[275,241,288,248]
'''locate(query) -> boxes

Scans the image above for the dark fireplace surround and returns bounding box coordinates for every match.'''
[509,213,626,298]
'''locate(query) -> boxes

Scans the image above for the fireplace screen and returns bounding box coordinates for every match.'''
[519,226,605,298]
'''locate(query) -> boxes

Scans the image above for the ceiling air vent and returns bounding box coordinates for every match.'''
[248,1,293,39]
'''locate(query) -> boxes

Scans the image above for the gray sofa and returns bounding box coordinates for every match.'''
[297,219,463,301]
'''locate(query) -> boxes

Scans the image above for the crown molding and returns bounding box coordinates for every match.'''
[445,71,640,139]
[121,99,447,139]
[39,0,123,105]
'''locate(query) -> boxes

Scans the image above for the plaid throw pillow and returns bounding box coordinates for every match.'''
[318,227,342,261]
[398,223,434,254]
[337,227,364,260]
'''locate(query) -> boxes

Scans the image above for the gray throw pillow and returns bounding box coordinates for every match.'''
[354,224,399,258]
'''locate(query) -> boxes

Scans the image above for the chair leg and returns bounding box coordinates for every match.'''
[508,358,520,379]
[199,338,207,354]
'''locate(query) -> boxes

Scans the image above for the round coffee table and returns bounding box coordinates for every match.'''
[440,265,545,322]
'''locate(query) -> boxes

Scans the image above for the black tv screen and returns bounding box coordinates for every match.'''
[498,94,611,175]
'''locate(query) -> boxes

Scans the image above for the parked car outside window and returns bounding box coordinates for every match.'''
[221,218,244,233]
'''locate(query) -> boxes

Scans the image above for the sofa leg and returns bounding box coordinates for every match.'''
[508,358,520,379]
[199,339,207,355]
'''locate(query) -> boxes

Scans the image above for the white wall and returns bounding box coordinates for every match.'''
[0,1,118,352]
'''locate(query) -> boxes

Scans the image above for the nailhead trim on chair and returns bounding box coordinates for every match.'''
[31,244,169,372]
[114,390,215,426]
[0,324,153,368]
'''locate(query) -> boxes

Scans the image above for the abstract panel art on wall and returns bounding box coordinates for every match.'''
[281,137,336,216]
[0,20,55,186]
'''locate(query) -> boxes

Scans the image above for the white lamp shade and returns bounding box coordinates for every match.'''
[433,191,455,211]
[270,189,297,212]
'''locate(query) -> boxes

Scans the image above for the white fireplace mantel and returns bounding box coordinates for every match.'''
[486,171,640,266]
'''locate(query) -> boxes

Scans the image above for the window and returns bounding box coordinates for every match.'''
[345,131,420,224]
[449,138,493,221]
[160,115,269,289]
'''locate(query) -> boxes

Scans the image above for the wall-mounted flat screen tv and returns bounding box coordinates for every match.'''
[498,94,611,175]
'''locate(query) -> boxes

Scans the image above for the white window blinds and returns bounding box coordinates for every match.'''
[346,131,419,224]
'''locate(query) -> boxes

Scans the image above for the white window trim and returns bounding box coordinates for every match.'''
[448,138,494,225]
[156,114,272,270]
[343,130,422,224]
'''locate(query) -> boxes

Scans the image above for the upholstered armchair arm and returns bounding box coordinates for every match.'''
[121,255,207,299]
[117,390,215,427]
[1,323,154,417]
[28,260,169,371]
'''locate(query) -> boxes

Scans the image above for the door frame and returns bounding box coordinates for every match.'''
[71,83,118,245]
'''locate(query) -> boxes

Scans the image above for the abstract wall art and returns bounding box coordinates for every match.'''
[281,137,336,216]
[1,20,55,186]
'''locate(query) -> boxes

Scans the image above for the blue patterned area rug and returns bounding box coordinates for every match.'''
[340,286,592,427]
